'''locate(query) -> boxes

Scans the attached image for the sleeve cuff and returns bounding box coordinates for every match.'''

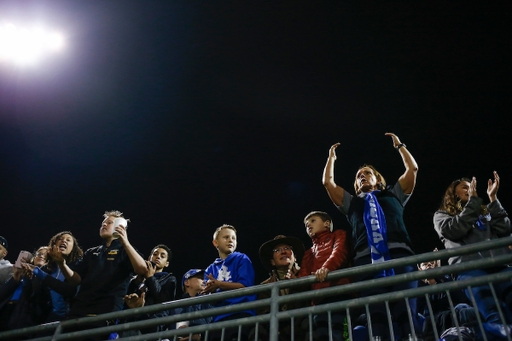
[33,267,48,279]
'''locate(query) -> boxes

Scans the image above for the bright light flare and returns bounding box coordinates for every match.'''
[0,22,65,66]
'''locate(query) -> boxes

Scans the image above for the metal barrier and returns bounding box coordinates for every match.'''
[1,237,512,341]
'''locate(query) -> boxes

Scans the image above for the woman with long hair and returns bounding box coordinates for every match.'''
[434,172,512,333]
[23,231,83,322]
[323,133,419,340]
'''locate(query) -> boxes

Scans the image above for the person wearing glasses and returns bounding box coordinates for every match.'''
[250,235,307,340]
[433,173,512,337]
[0,246,48,332]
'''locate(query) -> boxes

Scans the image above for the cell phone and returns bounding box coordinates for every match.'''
[15,250,33,268]
[150,261,157,268]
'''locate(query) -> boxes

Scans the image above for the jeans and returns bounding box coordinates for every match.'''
[458,267,512,324]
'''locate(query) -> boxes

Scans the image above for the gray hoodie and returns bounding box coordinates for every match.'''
[433,197,511,265]
[0,259,13,285]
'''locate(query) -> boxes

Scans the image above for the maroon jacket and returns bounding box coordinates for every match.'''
[298,229,351,291]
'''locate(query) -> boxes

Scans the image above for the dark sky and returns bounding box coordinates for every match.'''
[0,1,510,287]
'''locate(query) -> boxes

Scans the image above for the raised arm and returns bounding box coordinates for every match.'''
[385,133,418,194]
[49,245,82,286]
[116,225,149,276]
[322,143,345,206]
[486,172,511,236]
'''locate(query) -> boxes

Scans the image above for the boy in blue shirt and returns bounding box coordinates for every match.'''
[203,224,256,341]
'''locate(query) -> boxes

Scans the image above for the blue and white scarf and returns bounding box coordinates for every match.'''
[364,191,395,277]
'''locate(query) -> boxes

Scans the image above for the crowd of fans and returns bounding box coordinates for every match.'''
[0,133,510,341]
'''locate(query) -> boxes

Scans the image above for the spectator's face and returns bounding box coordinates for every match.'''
[100,216,116,239]
[305,215,329,237]
[213,229,237,256]
[150,248,169,270]
[55,234,75,256]
[186,275,205,295]
[0,245,6,260]
[34,248,48,267]
[356,167,380,193]
[455,181,471,203]
[270,243,295,270]
[419,260,438,271]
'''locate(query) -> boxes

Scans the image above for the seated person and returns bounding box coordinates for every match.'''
[417,251,477,341]
[171,269,213,340]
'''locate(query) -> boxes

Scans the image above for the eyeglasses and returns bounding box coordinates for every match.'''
[35,252,47,258]
[272,247,293,254]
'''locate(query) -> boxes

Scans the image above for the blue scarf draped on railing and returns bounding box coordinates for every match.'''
[364,191,395,278]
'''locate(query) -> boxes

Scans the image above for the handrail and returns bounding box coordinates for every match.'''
[0,236,510,340]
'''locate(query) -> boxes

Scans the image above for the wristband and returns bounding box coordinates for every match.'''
[395,143,406,150]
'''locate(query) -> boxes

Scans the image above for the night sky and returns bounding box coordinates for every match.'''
[0,1,510,289]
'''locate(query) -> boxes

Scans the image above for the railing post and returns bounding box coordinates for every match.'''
[269,285,280,341]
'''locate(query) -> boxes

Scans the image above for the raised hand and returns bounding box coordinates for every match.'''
[487,171,500,202]
[115,224,128,245]
[468,177,478,198]
[385,132,402,148]
[328,143,340,160]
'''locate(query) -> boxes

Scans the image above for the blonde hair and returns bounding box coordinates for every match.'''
[213,224,237,240]
[103,210,131,222]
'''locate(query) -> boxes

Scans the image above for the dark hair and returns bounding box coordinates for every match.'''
[438,178,488,216]
[304,211,332,224]
[151,244,172,264]
[47,231,83,272]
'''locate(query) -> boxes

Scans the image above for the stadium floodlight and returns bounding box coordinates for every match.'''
[0,22,64,66]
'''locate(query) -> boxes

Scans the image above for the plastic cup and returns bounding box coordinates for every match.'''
[112,217,128,239]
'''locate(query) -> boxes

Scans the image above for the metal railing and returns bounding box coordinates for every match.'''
[1,236,512,341]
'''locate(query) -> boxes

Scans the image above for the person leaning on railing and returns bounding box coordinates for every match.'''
[322,133,420,340]
[433,173,512,336]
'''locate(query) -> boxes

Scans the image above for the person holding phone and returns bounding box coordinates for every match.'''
[0,247,49,332]
[121,244,176,336]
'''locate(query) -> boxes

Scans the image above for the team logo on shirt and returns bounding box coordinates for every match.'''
[108,249,119,255]
[217,265,232,282]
